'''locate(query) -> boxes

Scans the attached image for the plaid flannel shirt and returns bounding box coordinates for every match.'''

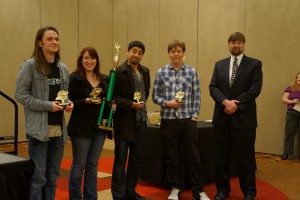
[152,63,200,119]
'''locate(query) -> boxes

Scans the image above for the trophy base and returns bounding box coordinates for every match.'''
[99,125,113,131]
[175,100,185,103]
[137,101,144,104]
[91,99,101,103]
[59,103,69,106]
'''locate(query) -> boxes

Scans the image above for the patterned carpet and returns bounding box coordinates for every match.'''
[56,157,289,200]
[0,142,296,199]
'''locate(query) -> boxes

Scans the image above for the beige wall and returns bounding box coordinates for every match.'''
[1,0,299,155]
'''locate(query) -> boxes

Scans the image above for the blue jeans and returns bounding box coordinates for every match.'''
[69,131,106,200]
[111,121,147,200]
[28,136,64,200]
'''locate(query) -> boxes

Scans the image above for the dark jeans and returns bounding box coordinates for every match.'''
[283,109,300,155]
[111,121,147,200]
[160,118,205,194]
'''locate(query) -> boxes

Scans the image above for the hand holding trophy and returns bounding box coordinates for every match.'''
[89,87,102,103]
[55,90,69,106]
[133,91,144,104]
[175,91,185,103]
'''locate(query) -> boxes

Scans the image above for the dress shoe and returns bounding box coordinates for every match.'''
[281,154,288,160]
[244,195,255,200]
[214,192,228,200]
[125,192,145,200]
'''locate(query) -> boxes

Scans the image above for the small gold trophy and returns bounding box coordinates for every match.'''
[134,91,144,104]
[90,88,102,103]
[175,91,185,103]
[55,90,69,106]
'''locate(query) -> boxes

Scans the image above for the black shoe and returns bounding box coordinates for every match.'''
[214,192,228,200]
[281,154,288,160]
[125,192,145,200]
[244,195,255,200]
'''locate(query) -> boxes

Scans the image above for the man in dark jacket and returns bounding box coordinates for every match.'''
[111,41,150,200]
[209,32,263,200]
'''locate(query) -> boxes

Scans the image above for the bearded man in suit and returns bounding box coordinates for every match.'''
[209,32,263,200]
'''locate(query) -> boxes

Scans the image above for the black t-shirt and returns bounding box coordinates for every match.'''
[47,62,62,126]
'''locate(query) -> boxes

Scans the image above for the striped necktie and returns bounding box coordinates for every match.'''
[230,57,238,88]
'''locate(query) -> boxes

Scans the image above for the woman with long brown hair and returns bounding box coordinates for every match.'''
[67,46,115,199]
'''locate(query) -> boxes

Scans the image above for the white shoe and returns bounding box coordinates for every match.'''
[200,192,210,200]
[168,188,181,200]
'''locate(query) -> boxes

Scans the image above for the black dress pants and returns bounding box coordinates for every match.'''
[214,126,256,197]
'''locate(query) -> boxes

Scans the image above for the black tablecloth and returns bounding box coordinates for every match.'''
[0,153,31,200]
[140,121,238,187]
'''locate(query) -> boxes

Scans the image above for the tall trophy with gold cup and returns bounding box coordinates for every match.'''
[97,42,121,131]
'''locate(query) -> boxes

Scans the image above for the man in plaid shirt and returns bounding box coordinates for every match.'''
[152,40,209,200]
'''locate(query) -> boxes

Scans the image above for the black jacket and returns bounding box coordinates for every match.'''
[113,61,150,142]
[67,72,111,138]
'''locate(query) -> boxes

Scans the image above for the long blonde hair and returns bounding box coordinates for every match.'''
[290,72,300,92]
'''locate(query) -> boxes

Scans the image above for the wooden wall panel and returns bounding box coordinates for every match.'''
[112,0,129,63]
[159,0,198,68]
[245,0,300,154]
[79,0,113,75]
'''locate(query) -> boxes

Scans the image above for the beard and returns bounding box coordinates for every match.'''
[129,57,139,65]
[230,48,243,56]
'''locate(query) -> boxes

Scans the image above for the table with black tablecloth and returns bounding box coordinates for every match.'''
[140,121,238,187]
[0,153,31,200]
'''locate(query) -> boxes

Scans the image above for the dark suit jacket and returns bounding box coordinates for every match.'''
[113,61,150,142]
[209,55,263,128]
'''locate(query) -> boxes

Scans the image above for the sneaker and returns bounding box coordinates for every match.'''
[193,192,210,200]
[200,192,210,200]
[168,188,181,200]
